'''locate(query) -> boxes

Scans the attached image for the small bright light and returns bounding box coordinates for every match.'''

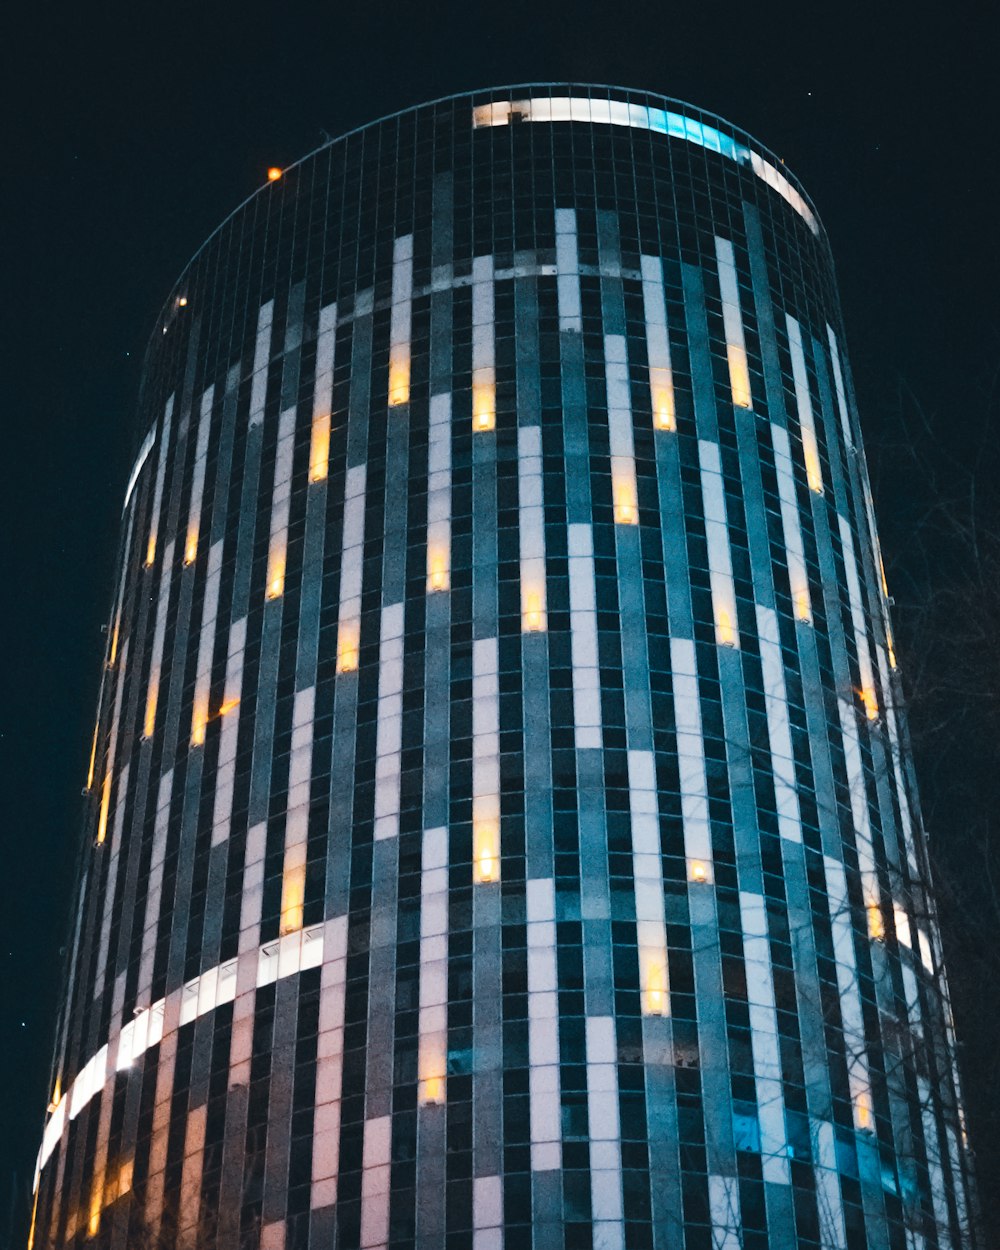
[689,860,709,883]
[178,297,188,308]
[267,167,283,182]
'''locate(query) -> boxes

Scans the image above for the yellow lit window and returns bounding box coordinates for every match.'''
[388,350,410,408]
[337,624,360,673]
[266,547,285,600]
[309,412,331,482]
[715,608,737,648]
[472,371,495,432]
[522,587,546,634]
[219,696,240,717]
[793,585,812,624]
[183,528,199,566]
[726,344,752,408]
[854,1088,874,1132]
[280,862,305,935]
[473,819,500,884]
[803,434,823,494]
[88,1183,102,1237]
[859,686,879,721]
[688,859,712,884]
[144,679,159,739]
[419,1073,445,1106]
[145,534,157,567]
[427,545,450,593]
[191,696,208,747]
[613,477,639,525]
[86,722,99,790]
[886,626,897,669]
[97,773,112,845]
[649,366,675,431]
[109,615,120,666]
[642,960,669,1017]
[866,900,885,942]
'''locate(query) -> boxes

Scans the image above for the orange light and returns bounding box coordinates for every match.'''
[794,586,812,624]
[716,608,737,648]
[689,860,710,884]
[854,1088,874,1131]
[191,698,208,748]
[644,962,668,1016]
[474,820,499,884]
[184,530,198,566]
[265,549,286,600]
[803,436,824,494]
[97,773,112,845]
[523,589,546,633]
[48,1077,62,1113]
[267,167,283,182]
[178,297,188,308]
[337,625,360,674]
[280,863,305,934]
[472,375,495,431]
[86,721,99,790]
[145,534,157,567]
[218,697,241,717]
[144,679,159,739]
[859,687,879,721]
[309,414,331,482]
[727,343,752,409]
[388,353,410,407]
[421,1075,445,1105]
[867,901,885,942]
[109,615,120,666]
[613,478,639,525]
[427,546,450,593]
[650,367,675,431]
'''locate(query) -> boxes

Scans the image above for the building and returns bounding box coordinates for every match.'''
[32,85,978,1250]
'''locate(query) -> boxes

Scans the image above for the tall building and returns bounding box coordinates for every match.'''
[32,85,977,1250]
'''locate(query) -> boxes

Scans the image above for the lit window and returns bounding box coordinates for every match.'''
[613,475,639,525]
[419,1074,445,1106]
[854,1087,874,1132]
[650,367,676,431]
[715,607,737,648]
[267,166,283,182]
[86,722,99,791]
[866,900,885,942]
[688,859,712,884]
[144,680,158,739]
[426,544,450,593]
[388,351,410,407]
[337,623,360,673]
[266,548,285,600]
[190,697,208,748]
[473,819,499,884]
[726,344,752,409]
[309,413,331,482]
[96,773,111,846]
[183,529,198,566]
[472,370,495,431]
[642,959,669,1017]
[522,586,546,633]
[793,584,812,625]
[145,534,157,567]
[859,686,879,721]
[280,862,305,935]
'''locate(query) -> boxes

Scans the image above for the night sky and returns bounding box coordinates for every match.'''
[3,2,995,1243]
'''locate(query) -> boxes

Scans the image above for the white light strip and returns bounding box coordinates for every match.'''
[526,878,561,1170]
[606,333,639,525]
[698,440,739,648]
[310,915,349,1210]
[418,827,449,1108]
[770,425,812,624]
[568,524,602,749]
[123,427,156,513]
[708,1173,742,1250]
[210,616,246,846]
[838,513,879,719]
[755,606,802,844]
[640,254,676,431]
[373,603,405,841]
[518,425,547,631]
[785,315,824,494]
[472,637,500,882]
[586,1015,624,1247]
[472,98,819,236]
[628,751,669,1017]
[669,637,713,867]
[336,465,367,672]
[555,208,582,332]
[426,393,452,593]
[249,301,274,430]
[35,924,327,1188]
[826,325,854,451]
[739,892,791,1183]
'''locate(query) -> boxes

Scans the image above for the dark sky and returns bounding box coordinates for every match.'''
[2,2,995,1244]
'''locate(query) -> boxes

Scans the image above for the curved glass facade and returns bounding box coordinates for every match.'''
[33,85,977,1250]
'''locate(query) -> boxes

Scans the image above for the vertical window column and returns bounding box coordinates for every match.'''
[699,441,740,649]
[310,915,349,1220]
[518,425,546,631]
[183,385,214,565]
[755,605,803,844]
[336,466,367,673]
[388,236,413,407]
[670,637,713,876]
[426,393,451,593]
[526,878,561,1170]
[629,751,669,1016]
[785,315,824,494]
[265,405,296,601]
[142,539,175,740]
[144,396,174,566]
[770,424,813,623]
[606,333,639,525]
[568,524,602,749]
[838,514,879,721]
[640,254,676,431]
[309,304,337,482]
[279,686,315,934]
[472,638,500,886]
[472,255,496,432]
[715,238,752,409]
[190,541,224,747]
